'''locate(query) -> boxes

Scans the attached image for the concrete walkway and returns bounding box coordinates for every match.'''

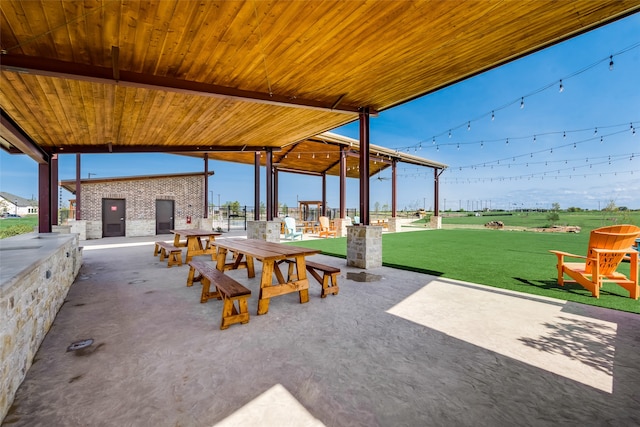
[3,232,640,426]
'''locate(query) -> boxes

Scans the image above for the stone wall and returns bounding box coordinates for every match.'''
[0,234,82,421]
[247,221,281,242]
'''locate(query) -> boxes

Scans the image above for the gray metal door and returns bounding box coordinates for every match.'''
[102,199,126,237]
[156,200,174,234]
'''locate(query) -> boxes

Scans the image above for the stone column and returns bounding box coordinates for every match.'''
[347,225,382,269]
[387,217,401,232]
[334,218,351,237]
[247,220,281,242]
[68,219,87,240]
[430,215,442,229]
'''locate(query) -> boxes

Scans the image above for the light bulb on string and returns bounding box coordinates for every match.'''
[600,136,603,143]
[480,141,484,148]
[432,137,435,144]
[491,111,495,121]
[297,153,300,159]
[467,121,471,131]
[448,130,452,138]
[520,97,525,109]
[594,127,598,134]
[609,55,614,71]
[559,80,564,93]
[506,138,509,145]
[563,131,566,139]
[533,135,536,143]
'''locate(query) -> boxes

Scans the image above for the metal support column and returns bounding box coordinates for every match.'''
[204,153,209,218]
[266,149,273,221]
[359,107,370,225]
[391,159,397,217]
[38,161,51,233]
[50,154,58,226]
[273,169,279,218]
[340,147,346,219]
[434,168,442,216]
[75,154,82,220]
[322,173,327,217]
[254,152,260,220]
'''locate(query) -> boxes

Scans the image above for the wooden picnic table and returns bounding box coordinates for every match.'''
[170,229,221,262]
[210,239,321,315]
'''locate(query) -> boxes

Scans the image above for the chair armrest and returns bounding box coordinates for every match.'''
[549,250,587,260]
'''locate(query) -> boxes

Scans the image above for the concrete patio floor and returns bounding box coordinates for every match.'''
[3,231,640,426]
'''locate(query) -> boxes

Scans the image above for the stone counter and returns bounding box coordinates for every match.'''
[0,232,82,421]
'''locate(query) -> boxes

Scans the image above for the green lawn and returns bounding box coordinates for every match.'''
[289,228,640,314]
[0,216,38,238]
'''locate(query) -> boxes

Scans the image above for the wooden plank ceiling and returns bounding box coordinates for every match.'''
[1,1,639,176]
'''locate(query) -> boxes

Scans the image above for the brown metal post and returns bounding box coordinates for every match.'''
[38,161,51,233]
[434,168,440,216]
[266,149,273,221]
[322,173,327,216]
[204,153,209,218]
[391,159,397,217]
[359,107,370,225]
[340,147,346,218]
[254,152,260,220]
[50,154,58,226]
[75,154,82,220]
[273,169,279,218]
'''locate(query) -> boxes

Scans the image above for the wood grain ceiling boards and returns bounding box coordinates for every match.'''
[2,1,639,173]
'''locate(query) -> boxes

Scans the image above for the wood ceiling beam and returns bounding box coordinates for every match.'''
[41,144,280,154]
[0,54,369,115]
[0,109,49,164]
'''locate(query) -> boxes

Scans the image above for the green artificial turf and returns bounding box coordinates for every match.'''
[289,229,640,314]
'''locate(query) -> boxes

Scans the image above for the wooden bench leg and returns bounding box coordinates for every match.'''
[159,247,168,261]
[220,296,250,330]
[153,243,160,256]
[321,273,339,298]
[200,277,221,303]
[167,250,181,268]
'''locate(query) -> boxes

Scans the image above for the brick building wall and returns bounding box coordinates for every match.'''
[75,173,208,238]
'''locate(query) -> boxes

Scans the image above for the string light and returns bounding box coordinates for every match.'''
[491,111,495,121]
[609,55,614,71]
[559,80,564,93]
[467,121,471,131]
[520,97,525,109]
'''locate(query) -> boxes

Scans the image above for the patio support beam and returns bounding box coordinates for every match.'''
[50,154,59,226]
[75,154,82,220]
[273,169,279,218]
[1,109,48,164]
[203,154,209,219]
[359,107,370,225]
[392,159,397,217]
[0,55,368,115]
[266,149,273,221]
[434,168,443,216]
[254,152,260,221]
[322,173,327,217]
[340,147,346,219]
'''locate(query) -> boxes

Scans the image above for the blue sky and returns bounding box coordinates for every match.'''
[1,13,639,212]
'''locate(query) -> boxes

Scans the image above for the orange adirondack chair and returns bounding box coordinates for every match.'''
[318,216,337,238]
[549,224,640,299]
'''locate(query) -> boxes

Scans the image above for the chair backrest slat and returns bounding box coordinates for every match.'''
[585,225,640,274]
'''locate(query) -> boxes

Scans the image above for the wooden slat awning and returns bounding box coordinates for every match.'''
[1,1,639,168]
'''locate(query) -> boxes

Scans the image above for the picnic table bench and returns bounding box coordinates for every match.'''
[153,241,183,268]
[281,259,340,298]
[187,260,251,330]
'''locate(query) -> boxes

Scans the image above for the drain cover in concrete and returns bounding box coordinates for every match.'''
[67,339,94,352]
[347,272,382,282]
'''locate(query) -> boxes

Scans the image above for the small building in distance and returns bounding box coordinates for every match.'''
[0,192,38,217]
[60,171,213,239]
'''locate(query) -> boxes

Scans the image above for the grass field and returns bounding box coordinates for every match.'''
[0,216,38,238]
[289,214,640,314]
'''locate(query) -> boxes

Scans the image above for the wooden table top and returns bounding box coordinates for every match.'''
[212,238,320,261]
[170,229,222,237]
